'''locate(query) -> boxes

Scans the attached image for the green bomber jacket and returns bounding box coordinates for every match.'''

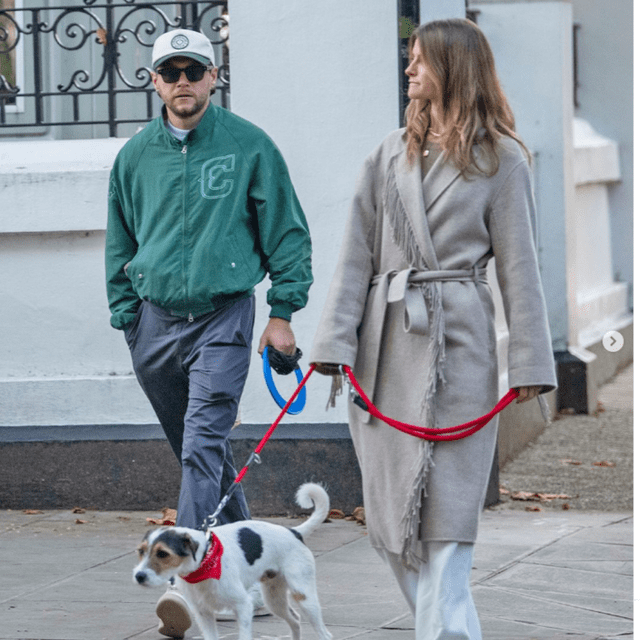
[105,103,312,330]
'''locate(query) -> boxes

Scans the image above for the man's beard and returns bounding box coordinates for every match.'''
[168,95,208,120]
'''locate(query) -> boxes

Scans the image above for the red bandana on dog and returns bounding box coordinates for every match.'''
[182,532,224,583]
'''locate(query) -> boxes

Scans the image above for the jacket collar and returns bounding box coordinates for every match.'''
[158,103,218,146]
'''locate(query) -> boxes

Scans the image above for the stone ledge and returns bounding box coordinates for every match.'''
[0,138,126,233]
[0,427,364,517]
[0,420,503,515]
[573,117,621,186]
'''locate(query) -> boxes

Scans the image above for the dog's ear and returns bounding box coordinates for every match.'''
[181,533,199,561]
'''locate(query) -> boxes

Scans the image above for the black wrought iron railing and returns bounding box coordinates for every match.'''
[397,0,419,127]
[0,0,228,137]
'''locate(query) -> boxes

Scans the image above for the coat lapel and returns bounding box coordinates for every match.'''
[422,152,462,213]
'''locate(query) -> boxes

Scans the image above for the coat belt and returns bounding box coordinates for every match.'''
[354,266,488,425]
[370,266,488,336]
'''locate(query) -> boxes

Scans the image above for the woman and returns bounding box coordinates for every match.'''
[310,18,556,639]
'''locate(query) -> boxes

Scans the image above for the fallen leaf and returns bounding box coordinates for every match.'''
[96,28,108,46]
[23,509,44,515]
[510,491,536,501]
[537,493,572,502]
[559,458,583,466]
[75,519,87,525]
[510,491,572,503]
[328,509,345,519]
[499,485,511,495]
[593,460,616,467]
[146,507,177,526]
[72,507,86,514]
[351,506,366,525]
[525,505,542,512]
[562,503,571,510]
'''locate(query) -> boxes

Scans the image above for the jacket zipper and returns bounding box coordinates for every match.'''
[181,143,188,313]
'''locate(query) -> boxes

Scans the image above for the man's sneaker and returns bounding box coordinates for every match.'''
[156,588,192,639]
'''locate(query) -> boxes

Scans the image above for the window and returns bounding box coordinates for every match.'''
[0,0,24,114]
[0,0,228,137]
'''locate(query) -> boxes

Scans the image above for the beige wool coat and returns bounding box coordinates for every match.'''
[310,129,556,567]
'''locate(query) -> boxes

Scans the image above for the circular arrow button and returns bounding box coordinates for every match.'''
[602,330,624,353]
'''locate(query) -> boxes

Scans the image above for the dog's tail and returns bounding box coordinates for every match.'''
[291,483,330,539]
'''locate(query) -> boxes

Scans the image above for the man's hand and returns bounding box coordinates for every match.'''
[258,317,296,356]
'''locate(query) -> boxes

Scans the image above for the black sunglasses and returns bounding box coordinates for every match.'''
[157,64,210,84]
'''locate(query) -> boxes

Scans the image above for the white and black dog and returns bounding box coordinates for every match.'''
[133,483,333,640]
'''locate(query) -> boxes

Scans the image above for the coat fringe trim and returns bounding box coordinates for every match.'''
[383,162,426,271]
[326,374,344,409]
[384,161,446,567]
[383,163,447,426]
[400,440,435,569]
[538,394,552,426]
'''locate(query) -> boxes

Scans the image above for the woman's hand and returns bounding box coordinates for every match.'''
[515,386,542,403]
[311,362,343,376]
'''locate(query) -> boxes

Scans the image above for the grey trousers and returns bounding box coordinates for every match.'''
[124,296,254,529]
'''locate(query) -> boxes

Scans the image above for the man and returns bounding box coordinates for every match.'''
[105,29,312,638]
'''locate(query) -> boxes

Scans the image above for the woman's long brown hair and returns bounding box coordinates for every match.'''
[405,18,530,176]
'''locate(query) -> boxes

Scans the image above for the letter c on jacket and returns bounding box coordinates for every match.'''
[200,154,235,200]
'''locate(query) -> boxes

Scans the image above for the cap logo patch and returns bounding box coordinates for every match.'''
[171,34,189,50]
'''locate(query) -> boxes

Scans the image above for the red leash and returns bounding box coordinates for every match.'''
[204,362,516,528]
[235,363,317,483]
[204,364,317,528]
[342,365,518,442]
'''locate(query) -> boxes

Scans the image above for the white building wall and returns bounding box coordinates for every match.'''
[1,1,631,428]
[471,1,575,352]
[229,0,399,424]
[0,138,157,426]
[0,0,404,427]
[572,0,633,305]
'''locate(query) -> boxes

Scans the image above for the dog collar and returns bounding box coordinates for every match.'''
[182,532,224,583]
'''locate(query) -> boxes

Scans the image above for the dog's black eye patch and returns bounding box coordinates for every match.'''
[156,549,170,559]
[154,530,193,558]
[238,527,263,566]
[289,528,304,544]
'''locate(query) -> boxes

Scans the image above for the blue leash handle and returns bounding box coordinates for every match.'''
[262,346,306,415]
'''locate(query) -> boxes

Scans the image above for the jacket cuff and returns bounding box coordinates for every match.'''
[110,310,139,331]
[508,365,558,395]
[269,302,295,322]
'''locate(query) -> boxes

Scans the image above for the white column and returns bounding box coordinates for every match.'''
[472,2,575,352]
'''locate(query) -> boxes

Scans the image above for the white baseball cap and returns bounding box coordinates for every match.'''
[152,29,215,69]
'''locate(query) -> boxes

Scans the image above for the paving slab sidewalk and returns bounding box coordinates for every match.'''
[0,507,631,639]
[0,366,632,639]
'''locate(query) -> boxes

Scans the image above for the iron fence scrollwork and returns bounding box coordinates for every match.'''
[397,0,419,127]
[0,0,229,137]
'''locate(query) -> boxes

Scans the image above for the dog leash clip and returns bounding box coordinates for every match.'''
[246,452,262,467]
[344,369,369,413]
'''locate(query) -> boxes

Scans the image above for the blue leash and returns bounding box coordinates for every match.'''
[262,346,306,415]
